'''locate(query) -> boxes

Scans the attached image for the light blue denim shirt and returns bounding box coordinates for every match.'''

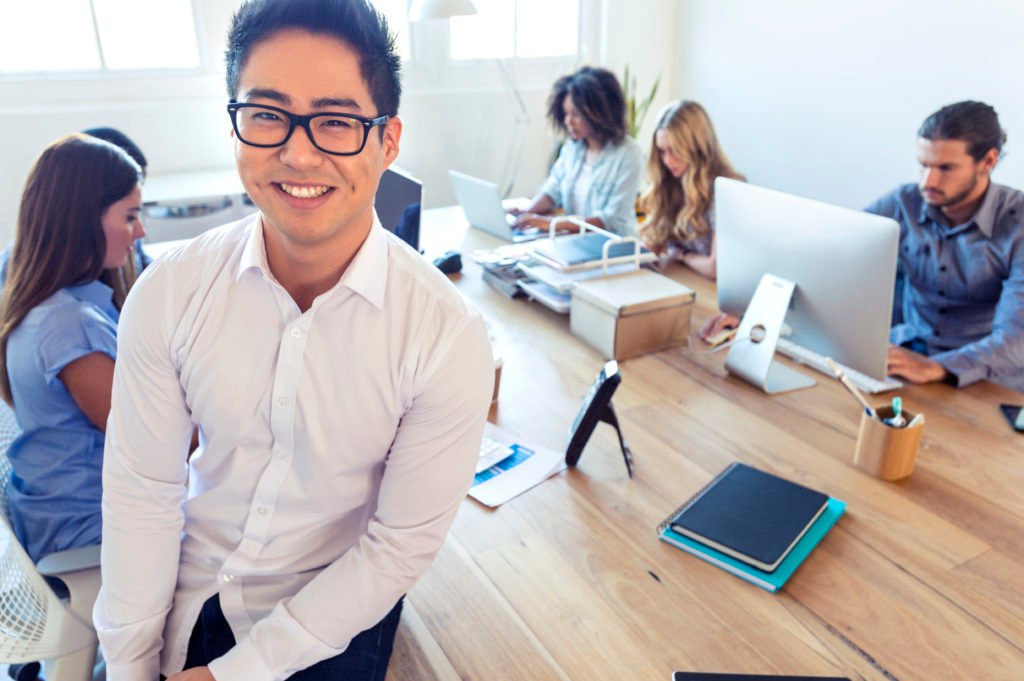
[5,279,118,561]
[866,182,1024,392]
[537,136,644,235]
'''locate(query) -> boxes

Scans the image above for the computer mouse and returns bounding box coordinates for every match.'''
[433,250,462,275]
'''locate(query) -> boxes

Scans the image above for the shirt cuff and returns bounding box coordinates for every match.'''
[932,350,983,388]
[106,656,161,681]
[207,638,275,681]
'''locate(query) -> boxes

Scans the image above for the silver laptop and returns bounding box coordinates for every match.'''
[448,170,546,243]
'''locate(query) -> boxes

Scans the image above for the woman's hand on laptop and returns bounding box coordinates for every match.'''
[506,206,524,217]
[513,213,552,230]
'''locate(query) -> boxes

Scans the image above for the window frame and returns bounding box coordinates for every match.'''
[0,0,209,83]
[398,0,599,95]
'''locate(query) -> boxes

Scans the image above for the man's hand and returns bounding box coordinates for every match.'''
[167,666,215,681]
[887,345,950,384]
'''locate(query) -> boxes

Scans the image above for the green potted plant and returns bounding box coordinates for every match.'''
[623,64,660,139]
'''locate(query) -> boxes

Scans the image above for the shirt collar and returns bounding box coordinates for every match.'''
[66,279,115,310]
[337,216,388,309]
[918,183,998,239]
[234,212,389,310]
[236,213,269,282]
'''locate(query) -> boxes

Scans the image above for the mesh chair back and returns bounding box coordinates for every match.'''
[0,401,96,665]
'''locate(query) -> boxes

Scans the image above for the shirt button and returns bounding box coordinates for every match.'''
[935,330,942,337]
[938,307,947,314]
[219,573,234,583]
[939,265,948,272]
[938,290,945,296]
[274,447,286,458]
[256,506,267,515]
[278,396,290,406]
[291,327,302,338]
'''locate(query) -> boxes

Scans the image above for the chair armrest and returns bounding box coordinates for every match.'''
[36,543,101,576]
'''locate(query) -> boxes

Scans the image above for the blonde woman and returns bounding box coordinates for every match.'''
[639,100,744,279]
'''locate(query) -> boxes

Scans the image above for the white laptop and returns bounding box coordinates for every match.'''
[448,170,547,243]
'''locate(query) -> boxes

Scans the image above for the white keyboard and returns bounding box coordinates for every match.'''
[775,338,903,394]
[477,436,514,473]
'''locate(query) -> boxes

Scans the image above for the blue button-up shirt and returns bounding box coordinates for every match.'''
[537,136,644,235]
[866,182,1024,392]
[5,279,118,561]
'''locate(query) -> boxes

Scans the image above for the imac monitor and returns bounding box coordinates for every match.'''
[715,177,899,380]
[375,165,422,251]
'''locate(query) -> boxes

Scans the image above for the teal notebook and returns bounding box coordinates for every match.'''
[658,497,846,593]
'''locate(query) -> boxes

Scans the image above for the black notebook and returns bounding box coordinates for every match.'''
[668,463,829,572]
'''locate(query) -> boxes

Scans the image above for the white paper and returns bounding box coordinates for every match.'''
[469,422,567,507]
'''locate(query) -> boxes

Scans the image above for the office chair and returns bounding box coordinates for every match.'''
[0,402,102,681]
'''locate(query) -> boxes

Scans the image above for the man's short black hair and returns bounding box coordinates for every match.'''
[225,0,401,117]
[546,66,627,147]
[918,101,1007,162]
[82,127,148,170]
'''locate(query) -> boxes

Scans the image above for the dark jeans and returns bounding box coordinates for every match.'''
[179,593,403,681]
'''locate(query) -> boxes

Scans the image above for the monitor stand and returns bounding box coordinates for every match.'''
[725,273,816,395]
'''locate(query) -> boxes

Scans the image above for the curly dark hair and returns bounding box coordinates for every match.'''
[546,66,627,147]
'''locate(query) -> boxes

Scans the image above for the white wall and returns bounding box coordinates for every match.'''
[0,0,677,244]
[674,0,1024,210]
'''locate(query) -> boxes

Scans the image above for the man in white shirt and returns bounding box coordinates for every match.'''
[93,2,493,680]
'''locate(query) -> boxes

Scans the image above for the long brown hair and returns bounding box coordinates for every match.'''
[0,134,141,404]
[639,101,744,253]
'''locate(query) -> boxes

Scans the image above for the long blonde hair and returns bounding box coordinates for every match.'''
[0,134,141,405]
[640,101,744,253]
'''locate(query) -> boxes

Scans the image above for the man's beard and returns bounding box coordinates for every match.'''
[920,174,977,208]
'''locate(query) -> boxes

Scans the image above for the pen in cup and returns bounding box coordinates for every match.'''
[825,357,878,419]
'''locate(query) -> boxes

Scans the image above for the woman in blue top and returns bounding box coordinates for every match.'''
[511,66,644,235]
[0,134,144,562]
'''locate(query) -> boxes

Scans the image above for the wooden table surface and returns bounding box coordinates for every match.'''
[385,206,1024,681]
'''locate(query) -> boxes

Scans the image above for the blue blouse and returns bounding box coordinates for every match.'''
[537,137,644,235]
[5,280,118,562]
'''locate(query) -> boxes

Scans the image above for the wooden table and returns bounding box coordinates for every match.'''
[386,206,1024,681]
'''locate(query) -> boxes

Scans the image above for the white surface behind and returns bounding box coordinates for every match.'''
[673,0,1024,210]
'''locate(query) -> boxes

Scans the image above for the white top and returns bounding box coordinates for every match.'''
[569,159,594,216]
[94,213,493,681]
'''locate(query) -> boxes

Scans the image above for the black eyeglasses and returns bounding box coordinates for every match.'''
[227,101,389,156]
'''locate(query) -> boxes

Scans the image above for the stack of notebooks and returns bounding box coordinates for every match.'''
[657,462,845,593]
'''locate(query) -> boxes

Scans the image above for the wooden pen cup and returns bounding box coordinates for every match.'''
[852,405,923,481]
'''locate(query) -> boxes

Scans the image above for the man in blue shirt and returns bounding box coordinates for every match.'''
[867,101,1024,392]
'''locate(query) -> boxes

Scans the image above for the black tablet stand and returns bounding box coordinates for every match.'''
[565,360,634,477]
[594,401,634,477]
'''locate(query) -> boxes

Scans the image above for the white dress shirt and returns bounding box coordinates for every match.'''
[94,213,493,681]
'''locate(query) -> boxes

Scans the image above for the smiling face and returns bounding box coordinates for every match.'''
[101,184,144,269]
[233,29,401,258]
[655,128,688,178]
